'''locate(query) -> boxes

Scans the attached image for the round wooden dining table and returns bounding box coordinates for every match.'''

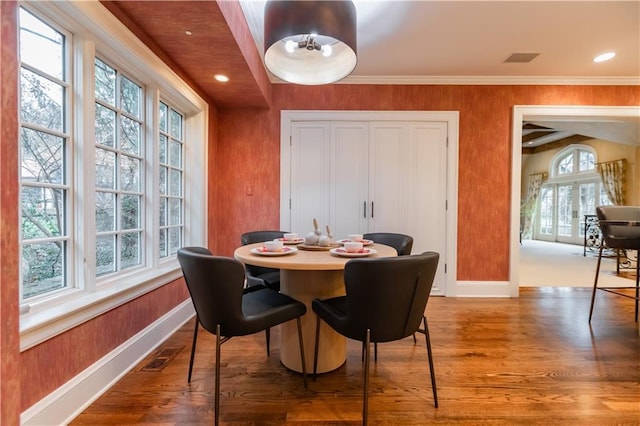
[234,242,397,373]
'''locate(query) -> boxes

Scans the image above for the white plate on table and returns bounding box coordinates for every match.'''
[330,247,377,258]
[276,237,305,245]
[336,239,374,246]
[251,246,298,256]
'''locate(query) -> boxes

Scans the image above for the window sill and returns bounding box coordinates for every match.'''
[19,261,183,351]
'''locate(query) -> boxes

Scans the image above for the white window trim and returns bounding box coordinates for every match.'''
[19,0,208,351]
[549,144,598,181]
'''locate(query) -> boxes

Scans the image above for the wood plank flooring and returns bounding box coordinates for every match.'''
[71,287,640,425]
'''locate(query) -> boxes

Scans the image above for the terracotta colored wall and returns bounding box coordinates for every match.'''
[0,4,203,413]
[213,85,640,282]
[20,279,189,410]
[1,2,21,424]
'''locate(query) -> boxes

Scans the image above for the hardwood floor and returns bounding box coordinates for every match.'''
[71,288,640,425]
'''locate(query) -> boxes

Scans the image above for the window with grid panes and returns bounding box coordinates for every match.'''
[159,102,184,258]
[18,2,207,350]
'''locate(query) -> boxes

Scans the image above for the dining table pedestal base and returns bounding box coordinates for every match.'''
[279,269,347,374]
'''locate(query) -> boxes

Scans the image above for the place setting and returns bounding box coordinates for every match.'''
[330,234,377,258]
[250,239,298,256]
[275,232,305,245]
[335,233,374,246]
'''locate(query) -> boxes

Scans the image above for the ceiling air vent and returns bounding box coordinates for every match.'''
[504,53,540,63]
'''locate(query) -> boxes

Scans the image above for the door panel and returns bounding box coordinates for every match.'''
[330,123,369,239]
[369,123,407,233]
[288,119,448,294]
[290,123,331,234]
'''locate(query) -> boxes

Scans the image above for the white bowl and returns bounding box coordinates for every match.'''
[344,241,364,253]
[264,240,284,252]
[283,233,299,241]
[348,234,364,242]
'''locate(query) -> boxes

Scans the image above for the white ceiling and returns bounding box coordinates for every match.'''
[240,0,640,85]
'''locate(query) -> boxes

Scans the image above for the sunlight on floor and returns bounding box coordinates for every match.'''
[519,240,635,288]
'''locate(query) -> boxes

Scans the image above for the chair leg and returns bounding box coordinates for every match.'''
[313,315,321,379]
[294,318,307,388]
[412,333,417,344]
[635,250,639,322]
[422,317,438,408]
[363,329,371,426]
[214,324,221,426]
[362,342,378,362]
[265,327,271,356]
[589,245,604,323]
[188,316,199,383]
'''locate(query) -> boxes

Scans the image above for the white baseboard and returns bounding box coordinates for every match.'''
[451,281,514,297]
[21,300,195,426]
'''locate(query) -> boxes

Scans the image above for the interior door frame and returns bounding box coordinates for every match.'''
[280,110,459,296]
[510,105,640,297]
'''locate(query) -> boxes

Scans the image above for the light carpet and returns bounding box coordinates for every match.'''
[519,240,636,288]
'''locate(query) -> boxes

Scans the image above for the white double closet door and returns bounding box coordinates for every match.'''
[282,115,449,294]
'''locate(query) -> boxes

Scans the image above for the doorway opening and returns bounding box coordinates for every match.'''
[511,106,640,294]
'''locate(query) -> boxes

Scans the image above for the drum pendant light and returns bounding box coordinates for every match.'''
[264,0,357,85]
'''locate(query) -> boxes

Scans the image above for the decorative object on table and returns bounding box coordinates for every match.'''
[304,218,322,245]
[318,225,334,247]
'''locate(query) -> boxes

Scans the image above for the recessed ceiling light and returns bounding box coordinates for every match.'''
[593,52,615,63]
[185,30,192,36]
[214,74,229,82]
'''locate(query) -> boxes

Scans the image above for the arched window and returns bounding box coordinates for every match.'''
[552,145,596,177]
[537,145,611,244]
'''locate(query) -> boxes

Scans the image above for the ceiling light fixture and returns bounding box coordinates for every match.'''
[593,52,615,63]
[263,0,357,85]
[214,74,229,82]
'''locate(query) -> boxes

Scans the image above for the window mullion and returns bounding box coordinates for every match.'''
[76,36,97,293]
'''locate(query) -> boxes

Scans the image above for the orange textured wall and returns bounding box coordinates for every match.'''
[1,1,21,424]
[213,84,640,282]
[20,278,189,410]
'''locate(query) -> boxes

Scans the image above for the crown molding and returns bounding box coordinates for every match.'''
[270,75,640,86]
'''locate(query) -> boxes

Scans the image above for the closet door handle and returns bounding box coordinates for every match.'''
[371,201,374,218]
[363,201,367,218]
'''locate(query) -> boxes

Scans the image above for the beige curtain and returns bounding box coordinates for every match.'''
[597,159,627,205]
[520,172,548,240]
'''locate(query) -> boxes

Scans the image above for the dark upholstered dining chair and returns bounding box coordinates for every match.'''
[363,232,416,357]
[177,247,307,425]
[589,206,640,323]
[311,252,440,425]
[363,232,414,256]
[241,230,287,291]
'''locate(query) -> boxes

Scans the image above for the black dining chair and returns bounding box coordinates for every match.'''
[363,232,413,256]
[177,247,307,425]
[362,232,415,358]
[588,206,640,323]
[241,230,287,291]
[312,252,440,424]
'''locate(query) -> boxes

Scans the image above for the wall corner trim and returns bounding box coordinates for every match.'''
[20,301,195,425]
